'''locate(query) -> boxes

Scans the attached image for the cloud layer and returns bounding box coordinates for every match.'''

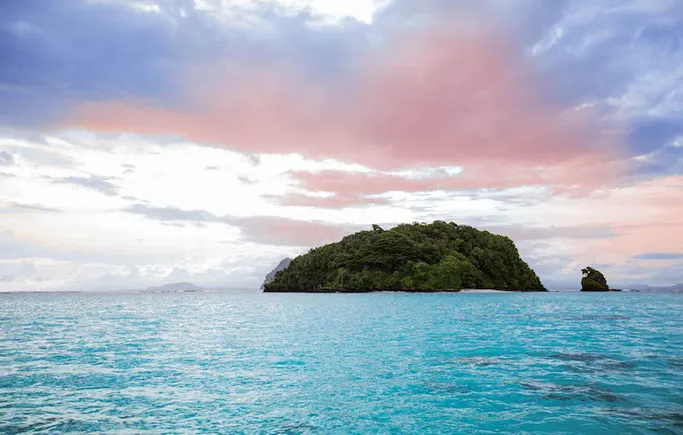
[74,21,620,192]
[1,0,683,291]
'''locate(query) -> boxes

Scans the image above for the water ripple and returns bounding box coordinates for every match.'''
[1,291,681,434]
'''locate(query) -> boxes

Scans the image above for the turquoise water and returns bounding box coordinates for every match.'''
[1,291,681,434]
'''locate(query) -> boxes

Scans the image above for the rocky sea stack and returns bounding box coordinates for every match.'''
[581,267,610,291]
[264,221,546,293]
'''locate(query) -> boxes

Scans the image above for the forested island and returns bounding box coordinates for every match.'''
[264,221,546,293]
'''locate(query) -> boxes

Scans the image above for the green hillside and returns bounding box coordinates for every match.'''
[264,221,545,292]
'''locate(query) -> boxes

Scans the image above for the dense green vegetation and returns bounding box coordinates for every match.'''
[581,267,609,291]
[264,221,545,292]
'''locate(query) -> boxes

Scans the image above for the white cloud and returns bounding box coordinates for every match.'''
[194,0,389,23]
[3,130,683,291]
[0,132,401,291]
[530,24,565,55]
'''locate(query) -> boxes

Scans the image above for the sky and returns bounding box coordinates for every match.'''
[1,0,682,291]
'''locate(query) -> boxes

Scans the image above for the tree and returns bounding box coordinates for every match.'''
[427,256,462,290]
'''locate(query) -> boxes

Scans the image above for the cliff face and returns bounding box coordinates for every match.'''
[264,221,546,293]
[261,258,293,289]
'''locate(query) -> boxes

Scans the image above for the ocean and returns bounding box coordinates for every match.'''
[1,291,681,434]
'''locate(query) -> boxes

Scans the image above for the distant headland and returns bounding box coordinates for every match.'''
[146,282,204,293]
[264,221,546,293]
[261,258,292,289]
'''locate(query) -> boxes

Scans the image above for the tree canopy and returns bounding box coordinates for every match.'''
[264,221,546,292]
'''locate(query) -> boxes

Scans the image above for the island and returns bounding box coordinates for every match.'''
[580,267,620,291]
[264,221,546,293]
[580,267,608,291]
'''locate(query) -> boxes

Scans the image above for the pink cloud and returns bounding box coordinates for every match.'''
[71,21,621,184]
[226,215,357,246]
[530,175,683,266]
[272,193,389,208]
[585,180,683,260]
[271,153,623,208]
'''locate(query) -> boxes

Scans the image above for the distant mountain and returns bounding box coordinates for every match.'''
[262,258,292,289]
[146,282,204,293]
[625,283,683,292]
